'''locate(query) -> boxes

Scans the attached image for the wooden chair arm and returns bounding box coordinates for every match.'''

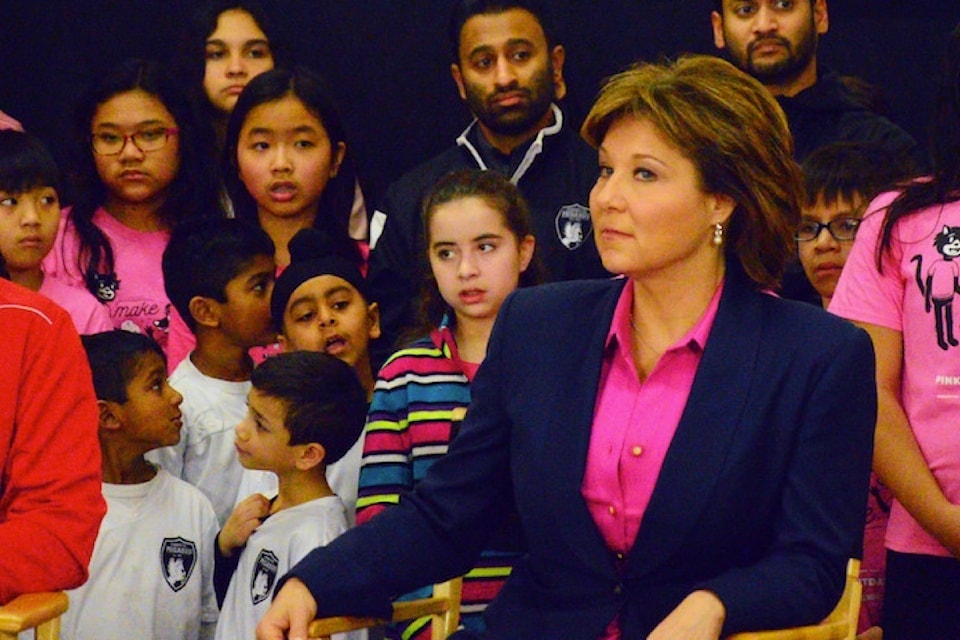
[308,595,454,636]
[725,620,851,640]
[726,560,862,640]
[0,592,68,639]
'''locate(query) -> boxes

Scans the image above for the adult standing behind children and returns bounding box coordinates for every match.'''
[829,22,960,640]
[366,0,609,364]
[710,0,923,164]
[0,278,106,603]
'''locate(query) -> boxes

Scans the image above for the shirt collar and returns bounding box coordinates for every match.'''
[605,276,726,355]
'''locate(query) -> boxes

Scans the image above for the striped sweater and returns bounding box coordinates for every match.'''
[357,316,521,639]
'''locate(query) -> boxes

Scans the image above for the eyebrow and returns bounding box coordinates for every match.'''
[468,37,535,57]
[93,119,168,130]
[206,38,270,47]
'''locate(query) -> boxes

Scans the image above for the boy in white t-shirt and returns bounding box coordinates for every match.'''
[214,351,368,640]
[149,217,277,525]
[67,330,218,640]
[0,130,112,334]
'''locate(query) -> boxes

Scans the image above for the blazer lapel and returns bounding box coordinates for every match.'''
[627,267,763,576]
[536,279,627,574]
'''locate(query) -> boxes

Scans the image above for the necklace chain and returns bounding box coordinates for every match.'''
[629,314,665,357]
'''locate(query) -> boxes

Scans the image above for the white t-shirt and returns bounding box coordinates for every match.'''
[215,496,363,640]
[234,434,364,526]
[62,469,219,640]
[148,356,250,526]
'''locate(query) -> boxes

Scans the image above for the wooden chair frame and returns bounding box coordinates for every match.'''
[0,592,68,640]
[726,559,863,640]
[309,577,462,640]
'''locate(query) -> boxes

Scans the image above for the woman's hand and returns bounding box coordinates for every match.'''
[647,590,725,640]
[256,577,318,640]
[218,493,270,557]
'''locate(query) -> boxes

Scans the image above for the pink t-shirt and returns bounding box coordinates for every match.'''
[43,207,175,353]
[830,191,960,558]
[583,278,723,640]
[38,274,113,335]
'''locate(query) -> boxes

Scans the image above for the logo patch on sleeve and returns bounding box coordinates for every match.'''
[251,549,280,605]
[555,204,592,250]
[160,537,198,592]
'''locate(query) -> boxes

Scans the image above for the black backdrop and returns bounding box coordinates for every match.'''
[2,1,957,205]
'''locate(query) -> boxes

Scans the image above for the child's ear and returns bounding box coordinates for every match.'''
[189,296,220,329]
[277,332,289,353]
[518,234,536,273]
[97,399,124,431]
[330,142,347,179]
[295,442,326,471]
[366,302,381,340]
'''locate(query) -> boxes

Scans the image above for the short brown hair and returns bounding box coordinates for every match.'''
[582,55,802,290]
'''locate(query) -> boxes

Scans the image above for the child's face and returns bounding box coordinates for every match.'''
[279,275,379,368]
[91,89,181,209]
[234,388,297,472]
[236,95,345,223]
[203,8,274,115]
[428,196,534,325]
[211,253,277,348]
[0,185,60,275]
[118,351,183,450]
[797,193,864,305]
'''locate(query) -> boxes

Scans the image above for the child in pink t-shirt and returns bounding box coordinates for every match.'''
[43,59,221,354]
[0,130,111,334]
[829,30,960,638]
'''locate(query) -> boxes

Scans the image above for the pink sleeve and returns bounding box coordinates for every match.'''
[0,300,106,602]
[42,208,86,288]
[829,192,905,331]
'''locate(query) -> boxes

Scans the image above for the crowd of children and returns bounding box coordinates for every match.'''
[3,1,959,639]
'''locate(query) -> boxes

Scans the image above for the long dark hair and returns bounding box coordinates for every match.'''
[175,1,290,128]
[403,169,545,345]
[876,23,960,270]
[66,58,221,296]
[222,66,361,267]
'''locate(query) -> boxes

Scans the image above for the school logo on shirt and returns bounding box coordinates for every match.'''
[555,204,591,250]
[251,549,279,605]
[160,537,197,592]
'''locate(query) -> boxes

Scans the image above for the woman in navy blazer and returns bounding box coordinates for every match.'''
[258,54,876,640]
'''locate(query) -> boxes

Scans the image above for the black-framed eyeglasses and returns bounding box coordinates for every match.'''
[90,128,180,156]
[795,217,861,242]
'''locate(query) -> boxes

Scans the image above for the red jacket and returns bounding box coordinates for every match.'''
[0,278,105,603]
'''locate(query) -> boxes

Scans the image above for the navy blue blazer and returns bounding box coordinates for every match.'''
[287,265,876,639]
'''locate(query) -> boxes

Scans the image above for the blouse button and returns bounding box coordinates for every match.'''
[608,505,616,516]
[631,445,643,457]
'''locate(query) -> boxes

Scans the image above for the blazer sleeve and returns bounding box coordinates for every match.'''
[701,326,877,633]
[282,294,521,618]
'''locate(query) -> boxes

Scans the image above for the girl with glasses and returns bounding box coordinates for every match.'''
[43,58,220,356]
